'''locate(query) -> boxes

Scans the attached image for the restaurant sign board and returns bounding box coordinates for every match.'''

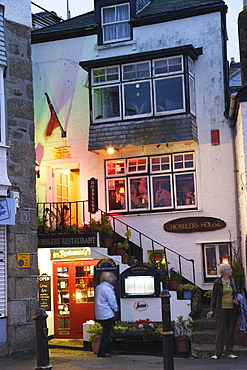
[164,217,226,233]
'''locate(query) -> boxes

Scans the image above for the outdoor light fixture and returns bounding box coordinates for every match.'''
[107,147,119,155]
[35,162,40,178]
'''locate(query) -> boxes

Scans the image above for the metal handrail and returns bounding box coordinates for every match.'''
[37,201,195,284]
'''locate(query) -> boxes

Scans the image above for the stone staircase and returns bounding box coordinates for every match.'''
[191,304,247,357]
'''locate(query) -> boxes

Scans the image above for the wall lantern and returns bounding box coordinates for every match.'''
[107,147,119,155]
[35,162,40,178]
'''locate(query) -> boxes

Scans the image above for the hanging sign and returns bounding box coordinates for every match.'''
[38,274,51,311]
[164,217,226,233]
[88,177,98,214]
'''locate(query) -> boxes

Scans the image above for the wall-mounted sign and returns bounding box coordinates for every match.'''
[17,253,30,268]
[164,217,226,233]
[38,274,51,311]
[50,247,91,260]
[38,233,98,248]
[54,146,71,160]
[88,177,98,214]
[0,198,16,225]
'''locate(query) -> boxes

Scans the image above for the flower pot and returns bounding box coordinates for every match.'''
[175,336,189,353]
[183,290,193,300]
[91,338,101,354]
[234,330,244,345]
[117,247,126,256]
[122,255,129,264]
[103,237,113,248]
[169,280,182,291]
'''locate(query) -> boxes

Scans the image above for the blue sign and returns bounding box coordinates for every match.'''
[0,198,16,225]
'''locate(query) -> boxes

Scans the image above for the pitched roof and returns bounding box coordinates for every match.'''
[135,0,225,18]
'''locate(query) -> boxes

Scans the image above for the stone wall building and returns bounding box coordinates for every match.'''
[0,0,37,356]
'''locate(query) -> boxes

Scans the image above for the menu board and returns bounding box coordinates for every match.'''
[39,274,51,311]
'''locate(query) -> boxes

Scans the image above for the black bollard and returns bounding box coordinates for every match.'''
[33,308,52,370]
[160,290,174,370]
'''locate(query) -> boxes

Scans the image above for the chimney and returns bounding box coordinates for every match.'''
[239,5,247,85]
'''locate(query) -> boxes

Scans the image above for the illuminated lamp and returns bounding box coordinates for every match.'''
[107,147,119,155]
[222,258,229,264]
[119,187,125,194]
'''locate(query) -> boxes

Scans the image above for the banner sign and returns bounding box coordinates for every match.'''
[0,198,16,225]
[38,232,98,248]
[88,177,98,214]
[50,247,91,260]
[164,217,226,233]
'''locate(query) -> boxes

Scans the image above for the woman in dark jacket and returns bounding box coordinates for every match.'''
[207,263,239,359]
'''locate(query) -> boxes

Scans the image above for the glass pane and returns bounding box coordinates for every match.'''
[124,81,151,116]
[94,86,120,120]
[57,185,62,197]
[103,7,115,23]
[151,155,170,172]
[123,62,150,81]
[93,67,119,84]
[116,4,129,21]
[58,317,70,329]
[116,22,130,39]
[154,56,182,75]
[127,158,147,173]
[129,177,149,210]
[155,77,184,112]
[106,160,125,176]
[174,153,194,170]
[108,179,126,211]
[152,175,172,208]
[205,245,217,276]
[104,24,116,41]
[219,244,230,265]
[175,173,195,206]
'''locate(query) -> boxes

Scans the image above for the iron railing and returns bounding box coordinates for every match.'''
[37,201,195,284]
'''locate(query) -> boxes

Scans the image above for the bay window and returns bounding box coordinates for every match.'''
[105,151,196,213]
[102,3,130,44]
[92,55,195,123]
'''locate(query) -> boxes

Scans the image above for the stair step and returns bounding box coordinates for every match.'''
[191,343,247,358]
[193,318,215,331]
[192,330,216,343]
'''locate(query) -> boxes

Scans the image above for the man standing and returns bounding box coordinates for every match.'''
[94,271,119,357]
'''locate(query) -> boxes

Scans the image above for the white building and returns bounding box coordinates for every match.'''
[32,0,240,339]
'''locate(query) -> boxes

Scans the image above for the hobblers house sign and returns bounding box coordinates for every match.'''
[164,217,226,233]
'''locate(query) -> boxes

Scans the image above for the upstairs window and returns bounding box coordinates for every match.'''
[91,55,195,123]
[102,3,130,44]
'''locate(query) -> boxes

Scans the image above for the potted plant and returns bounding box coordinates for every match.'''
[86,322,103,354]
[116,229,131,257]
[172,315,194,353]
[177,283,198,300]
[100,213,114,248]
[169,268,182,291]
[230,252,245,293]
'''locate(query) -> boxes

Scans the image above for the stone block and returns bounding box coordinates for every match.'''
[16,277,38,299]
[8,300,27,325]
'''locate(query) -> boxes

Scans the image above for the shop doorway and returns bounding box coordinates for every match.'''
[53,260,99,339]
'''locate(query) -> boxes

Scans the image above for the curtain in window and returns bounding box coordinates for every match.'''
[103,5,129,42]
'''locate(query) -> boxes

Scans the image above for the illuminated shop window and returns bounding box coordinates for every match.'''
[105,151,196,213]
[203,243,230,278]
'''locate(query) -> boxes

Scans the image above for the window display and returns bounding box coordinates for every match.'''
[105,152,196,213]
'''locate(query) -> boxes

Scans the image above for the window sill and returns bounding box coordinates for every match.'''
[97,39,136,51]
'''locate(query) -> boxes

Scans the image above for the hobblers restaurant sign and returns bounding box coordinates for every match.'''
[164,217,226,233]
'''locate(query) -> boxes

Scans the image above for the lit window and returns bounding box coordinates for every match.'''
[105,152,196,213]
[203,243,230,278]
[102,3,130,44]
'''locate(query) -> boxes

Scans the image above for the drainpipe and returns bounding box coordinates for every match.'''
[229,93,242,258]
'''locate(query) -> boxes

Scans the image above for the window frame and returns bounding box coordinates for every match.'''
[0,67,5,145]
[91,54,194,123]
[105,151,197,214]
[101,3,131,44]
[203,243,231,279]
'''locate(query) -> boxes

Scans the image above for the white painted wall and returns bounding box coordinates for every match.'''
[33,8,238,296]
[0,0,31,26]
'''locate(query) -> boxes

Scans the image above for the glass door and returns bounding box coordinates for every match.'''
[53,260,99,338]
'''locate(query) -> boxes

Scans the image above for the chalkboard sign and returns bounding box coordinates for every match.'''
[38,274,51,311]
